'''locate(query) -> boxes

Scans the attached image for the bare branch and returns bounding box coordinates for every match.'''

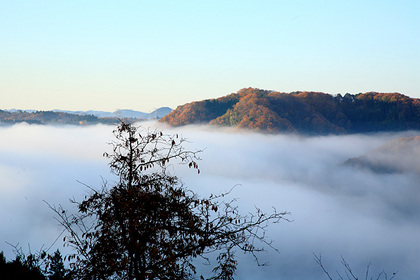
[313,253,334,280]
[315,254,398,280]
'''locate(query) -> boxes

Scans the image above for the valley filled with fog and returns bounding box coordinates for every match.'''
[1,122,419,279]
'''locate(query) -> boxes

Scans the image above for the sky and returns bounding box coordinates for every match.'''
[1,122,420,279]
[1,0,419,112]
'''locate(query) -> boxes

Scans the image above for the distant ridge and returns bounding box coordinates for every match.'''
[345,136,420,173]
[0,107,172,125]
[160,88,420,135]
[53,107,172,119]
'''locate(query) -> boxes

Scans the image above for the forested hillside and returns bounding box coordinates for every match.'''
[161,88,420,134]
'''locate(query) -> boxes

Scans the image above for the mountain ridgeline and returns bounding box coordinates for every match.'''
[160,88,420,134]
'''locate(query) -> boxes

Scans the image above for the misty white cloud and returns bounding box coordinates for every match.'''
[0,122,419,279]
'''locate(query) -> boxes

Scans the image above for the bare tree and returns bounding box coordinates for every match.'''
[314,253,397,280]
[51,122,289,280]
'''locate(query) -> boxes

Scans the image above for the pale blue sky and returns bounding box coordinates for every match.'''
[1,0,419,111]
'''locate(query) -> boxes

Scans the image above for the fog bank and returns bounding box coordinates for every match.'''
[1,122,419,279]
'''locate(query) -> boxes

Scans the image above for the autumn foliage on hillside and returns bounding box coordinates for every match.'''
[160,88,420,134]
[160,95,240,126]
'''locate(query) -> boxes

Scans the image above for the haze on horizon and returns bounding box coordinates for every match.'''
[1,0,419,112]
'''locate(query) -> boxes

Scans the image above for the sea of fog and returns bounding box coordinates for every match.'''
[1,122,419,279]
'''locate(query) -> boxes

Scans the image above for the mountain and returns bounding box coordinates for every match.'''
[146,107,173,119]
[345,136,420,173]
[53,107,172,119]
[160,88,420,134]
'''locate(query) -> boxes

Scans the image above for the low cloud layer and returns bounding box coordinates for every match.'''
[1,122,419,279]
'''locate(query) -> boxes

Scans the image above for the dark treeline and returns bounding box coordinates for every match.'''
[0,250,65,280]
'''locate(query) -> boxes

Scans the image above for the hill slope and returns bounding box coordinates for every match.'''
[161,88,420,134]
[345,136,420,173]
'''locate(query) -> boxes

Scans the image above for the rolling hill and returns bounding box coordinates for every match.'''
[160,88,420,134]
